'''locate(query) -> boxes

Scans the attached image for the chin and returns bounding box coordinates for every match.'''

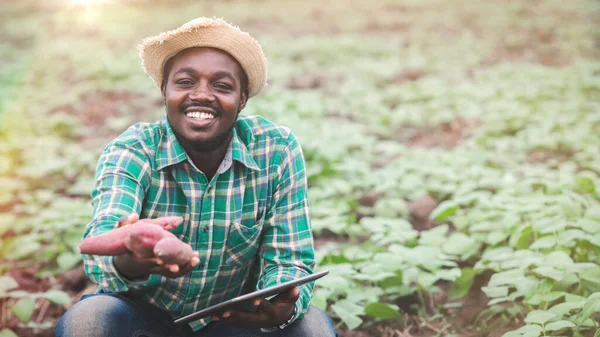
[185,131,233,153]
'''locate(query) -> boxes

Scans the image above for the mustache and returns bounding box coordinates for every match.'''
[179,102,222,115]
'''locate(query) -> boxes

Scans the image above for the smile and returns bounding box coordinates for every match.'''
[185,111,215,120]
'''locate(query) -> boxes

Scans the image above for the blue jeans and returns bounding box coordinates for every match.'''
[55,293,337,337]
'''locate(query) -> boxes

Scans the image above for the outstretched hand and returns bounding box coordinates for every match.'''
[114,213,199,279]
[212,287,300,329]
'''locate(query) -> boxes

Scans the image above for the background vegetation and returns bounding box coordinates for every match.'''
[0,0,599,336]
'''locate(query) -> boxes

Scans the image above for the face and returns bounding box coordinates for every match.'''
[161,47,248,152]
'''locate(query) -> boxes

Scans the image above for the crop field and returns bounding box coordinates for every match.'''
[0,0,599,336]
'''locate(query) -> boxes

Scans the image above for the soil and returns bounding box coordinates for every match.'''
[391,119,483,150]
[2,0,593,336]
[406,195,438,231]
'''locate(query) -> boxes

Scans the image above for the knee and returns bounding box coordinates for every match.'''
[290,306,337,337]
[55,294,130,337]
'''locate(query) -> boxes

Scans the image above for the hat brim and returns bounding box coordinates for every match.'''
[138,17,267,98]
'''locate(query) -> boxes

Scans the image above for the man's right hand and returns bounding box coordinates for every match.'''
[114,252,199,280]
[113,214,200,280]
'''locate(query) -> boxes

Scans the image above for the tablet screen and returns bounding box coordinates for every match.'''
[174,270,329,324]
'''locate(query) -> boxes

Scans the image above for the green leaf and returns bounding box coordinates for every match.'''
[516,324,543,334]
[0,329,19,337]
[346,287,383,303]
[529,236,556,249]
[550,301,584,316]
[57,252,81,271]
[524,310,556,325]
[364,302,400,319]
[4,239,41,260]
[544,320,576,331]
[502,324,542,337]
[580,265,600,285]
[575,175,595,194]
[577,218,600,234]
[546,251,574,269]
[487,231,510,245]
[482,286,509,298]
[0,276,18,294]
[442,232,478,256]
[509,225,532,249]
[448,267,475,300]
[593,328,599,337]
[10,297,36,322]
[332,300,363,330]
[582,293,600,319]
[311,289,329,312]
[534,267,564,281]
[430,200,458,221]
[43,290,71,305]
[380,271,403,289]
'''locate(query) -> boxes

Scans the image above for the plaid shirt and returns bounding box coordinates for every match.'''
[82,115,315,331]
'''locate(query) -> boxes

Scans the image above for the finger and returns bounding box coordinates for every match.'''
[256,298,279,318]
[140,216,184,230]
[131,254,164,266]
[174,257,198,275]
[272,287,300,305]
[149,264,179,278]
[118,215,128,227]
[117,213,139,227]
[167,264,179,273]
[153,256,197,278]
[223,310,269,329]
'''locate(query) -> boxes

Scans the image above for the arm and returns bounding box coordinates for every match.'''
[257,133,315,324]
[218,133,315,329]
[82,140,155,292]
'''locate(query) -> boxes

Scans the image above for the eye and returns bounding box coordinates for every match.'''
[214,82,232,90]
[176,79,194,86]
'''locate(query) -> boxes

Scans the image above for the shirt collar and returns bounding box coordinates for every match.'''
[156,117,259,172]
[230,127,260,171]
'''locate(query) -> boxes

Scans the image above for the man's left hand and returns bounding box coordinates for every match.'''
[213,287,299,329]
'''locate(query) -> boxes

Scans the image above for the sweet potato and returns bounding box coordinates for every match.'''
[79,216,194,263]
[153,237,195,265]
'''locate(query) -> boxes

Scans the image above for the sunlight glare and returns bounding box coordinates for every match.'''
[68,0,112,7]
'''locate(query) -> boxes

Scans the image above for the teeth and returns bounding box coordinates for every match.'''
[186,112,214,120]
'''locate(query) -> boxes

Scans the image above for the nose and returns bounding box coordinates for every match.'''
[188,82,215,102]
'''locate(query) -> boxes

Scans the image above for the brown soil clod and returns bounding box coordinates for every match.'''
[406,195,438,231]
[60,265,89,294]
[286,76,323,90]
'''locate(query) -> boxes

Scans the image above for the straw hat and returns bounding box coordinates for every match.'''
[138,17,267,98]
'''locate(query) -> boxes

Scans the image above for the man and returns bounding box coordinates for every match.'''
[55,17,337,337]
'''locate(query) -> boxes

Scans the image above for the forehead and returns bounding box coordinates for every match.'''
[165,47,243,78]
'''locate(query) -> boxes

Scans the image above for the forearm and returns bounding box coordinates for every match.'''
[260,264,314,309]
[113,254,153,281]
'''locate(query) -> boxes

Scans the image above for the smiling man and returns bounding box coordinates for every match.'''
[55,17,337,337]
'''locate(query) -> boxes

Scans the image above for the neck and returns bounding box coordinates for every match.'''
[177,133,232,181]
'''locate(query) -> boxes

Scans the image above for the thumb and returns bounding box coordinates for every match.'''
[118,213,139,227]
[146,216,184,231]
[274,287,300,305]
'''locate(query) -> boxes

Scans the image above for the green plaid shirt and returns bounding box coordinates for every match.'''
[82,115,315,331]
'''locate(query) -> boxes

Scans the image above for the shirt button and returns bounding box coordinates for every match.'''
[199,263,204,269]
[203,226,209,232]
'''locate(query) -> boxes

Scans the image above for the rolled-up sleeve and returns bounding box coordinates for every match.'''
[257,133,315,324]
[82,140,157,293]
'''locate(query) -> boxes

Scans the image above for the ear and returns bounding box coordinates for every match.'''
[238,90,248,113]
[160,80,167,102]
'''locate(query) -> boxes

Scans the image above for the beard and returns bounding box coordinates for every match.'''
[168,105,238,153]
[184,124,234,153]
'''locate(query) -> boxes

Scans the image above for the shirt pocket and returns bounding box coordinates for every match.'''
[224,221,262,267]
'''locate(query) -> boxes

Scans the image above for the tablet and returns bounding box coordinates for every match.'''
[174,270,329,324]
